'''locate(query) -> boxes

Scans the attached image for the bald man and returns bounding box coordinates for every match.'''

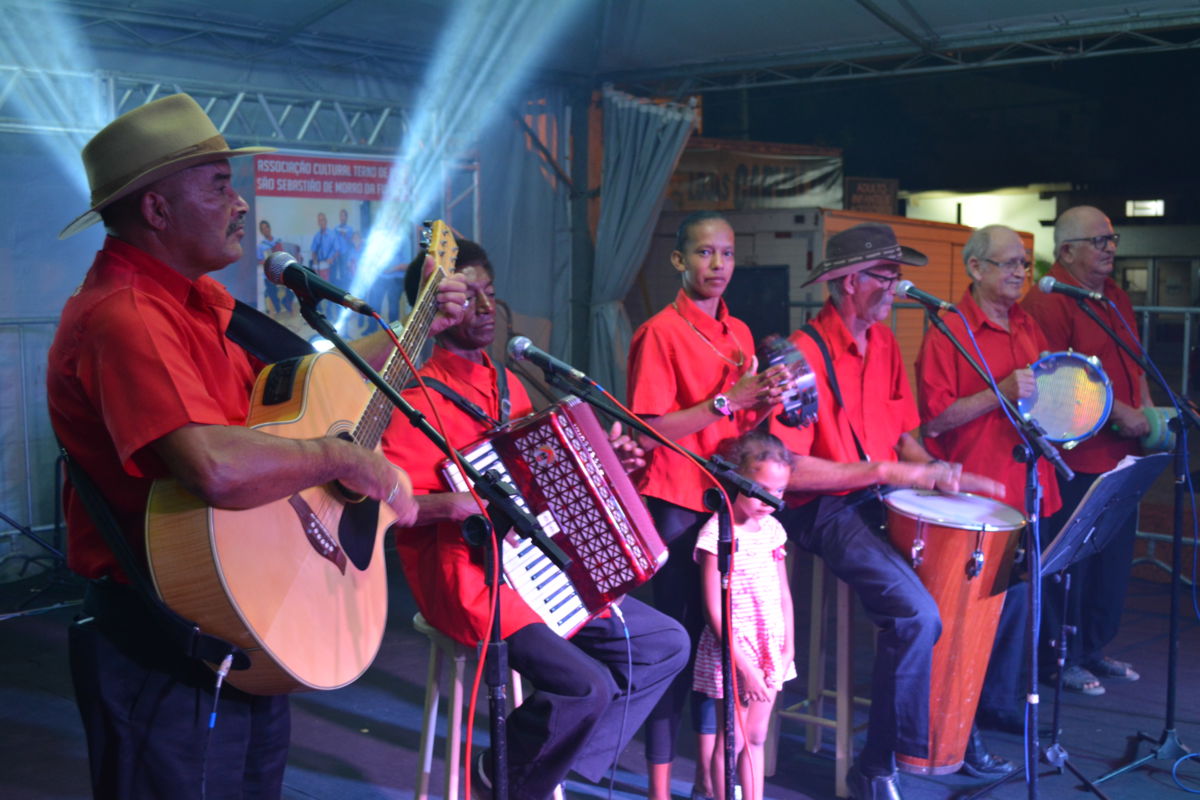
[1022,205,1151,696]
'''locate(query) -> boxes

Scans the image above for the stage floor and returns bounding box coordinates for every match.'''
[2,549,1197,800]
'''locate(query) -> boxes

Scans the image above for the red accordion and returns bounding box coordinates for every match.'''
[441,397,667,637]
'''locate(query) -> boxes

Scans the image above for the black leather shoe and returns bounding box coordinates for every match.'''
[847,764,903,800]
[960,726,1017,778]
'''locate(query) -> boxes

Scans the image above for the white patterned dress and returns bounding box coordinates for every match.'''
[691,513,797,698]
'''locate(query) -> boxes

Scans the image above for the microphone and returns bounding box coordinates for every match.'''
[1038,275,1103,302]
[896,280,954,311]
[508,336,590,384]
[263,252,374,314]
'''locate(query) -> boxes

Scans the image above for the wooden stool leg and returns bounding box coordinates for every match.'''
[806,556,827,751]
[834,578,854,799]
[416,645,445,800]
[446,650,468,800]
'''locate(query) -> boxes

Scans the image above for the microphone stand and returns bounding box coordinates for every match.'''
[1068,299,1198,787]
[298,300,567,800]
[917,304,1075,800]
[538,368,780,800]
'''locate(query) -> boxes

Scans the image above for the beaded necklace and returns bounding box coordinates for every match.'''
[671,301,746,368]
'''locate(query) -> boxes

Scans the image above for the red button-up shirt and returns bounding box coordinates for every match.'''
[47,236,260,581]
[770,300,919,506]
[1021,263,1144,474]
[382,346,543,645]
[916,288,1061,516]
[628,289,760,511]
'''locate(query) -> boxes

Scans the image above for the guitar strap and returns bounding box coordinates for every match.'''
[56,302,317,670]
[58,441,251,670]
[227,300,316,362]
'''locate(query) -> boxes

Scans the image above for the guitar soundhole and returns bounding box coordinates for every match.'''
[339,499,379,571]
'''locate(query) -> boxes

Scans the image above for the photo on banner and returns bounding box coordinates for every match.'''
[252,152,412,336]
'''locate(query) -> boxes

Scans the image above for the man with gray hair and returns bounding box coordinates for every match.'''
[1022,205,1151,696]
[915,224,1061,743]
[769,223,1004,798]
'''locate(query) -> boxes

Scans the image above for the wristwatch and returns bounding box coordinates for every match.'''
[712,394,733,417]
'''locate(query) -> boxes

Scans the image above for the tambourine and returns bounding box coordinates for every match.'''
[1017,350,1112,444]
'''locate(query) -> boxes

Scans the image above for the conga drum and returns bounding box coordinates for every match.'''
[884,489,1026,775]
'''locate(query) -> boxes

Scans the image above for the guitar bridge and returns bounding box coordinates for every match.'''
[287,494,348,573]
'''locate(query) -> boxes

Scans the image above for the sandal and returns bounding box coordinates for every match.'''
[1085,656,1140,682]
[1055,665,1106,696]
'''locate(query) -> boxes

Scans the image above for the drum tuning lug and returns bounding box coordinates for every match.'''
[967,549,984,579]
[911,539,925,568]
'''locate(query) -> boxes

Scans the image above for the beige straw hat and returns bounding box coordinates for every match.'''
[59,93,274,239]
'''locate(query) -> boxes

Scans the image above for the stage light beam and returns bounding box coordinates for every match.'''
[346,0,583,330]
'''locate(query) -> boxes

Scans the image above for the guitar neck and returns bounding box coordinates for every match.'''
[352,270,443,452]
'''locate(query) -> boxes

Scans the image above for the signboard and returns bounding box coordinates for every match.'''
[845,177,899,216]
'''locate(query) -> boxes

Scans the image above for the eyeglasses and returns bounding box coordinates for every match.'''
[861,269,902,288]
[983,257,1032,273]
[1063,233,1120,250]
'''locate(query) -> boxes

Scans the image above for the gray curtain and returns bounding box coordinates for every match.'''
[477,90,573,358]
[589,88,696,399]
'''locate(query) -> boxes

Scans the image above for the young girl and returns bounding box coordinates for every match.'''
[693,430,796,800]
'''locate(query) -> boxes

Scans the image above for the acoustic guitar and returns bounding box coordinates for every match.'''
[145,221,458,694]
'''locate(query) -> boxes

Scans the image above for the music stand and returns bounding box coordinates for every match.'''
[1040,453,1169,577]
[1037,453,1166,795]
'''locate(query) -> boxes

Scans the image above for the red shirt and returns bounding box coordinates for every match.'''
[627,289,760,511]
[769,300,919,506]
[47,236,260,580]
[381,345,542,646]
[916,289,1061,516]
[1021,263,1144,473]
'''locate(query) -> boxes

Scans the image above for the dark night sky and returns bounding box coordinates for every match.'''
[699,47,1200,199]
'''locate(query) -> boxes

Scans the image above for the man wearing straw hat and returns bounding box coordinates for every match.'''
[768,223,1003,799]
[47,93,464,798]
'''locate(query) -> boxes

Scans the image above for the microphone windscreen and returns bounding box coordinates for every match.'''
[1038,275,1056,293]
[263,251,294,283]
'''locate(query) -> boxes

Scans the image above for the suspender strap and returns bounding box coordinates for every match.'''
[58,443,250,670]
[799,322,870,464]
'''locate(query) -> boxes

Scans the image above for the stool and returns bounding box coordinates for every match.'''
[413,613,564,800]
[766,556,870,798]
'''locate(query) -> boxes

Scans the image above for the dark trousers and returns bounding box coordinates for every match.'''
[778,492,940,760]
[1040,470,1137,670]
[70,580,290,800]
[978,582,1029,720]
[640,497,717,765]
[506,596,688,800]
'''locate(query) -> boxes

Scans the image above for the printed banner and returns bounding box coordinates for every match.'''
[255,154,403,201]
[668,138,844,211]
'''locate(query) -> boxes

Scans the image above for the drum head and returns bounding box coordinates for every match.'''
[884,489,1026,531]
[1017,351,1113,443]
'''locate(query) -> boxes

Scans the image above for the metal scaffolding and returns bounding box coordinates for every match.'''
[603,10,1200,97]
[0,65,423,153]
